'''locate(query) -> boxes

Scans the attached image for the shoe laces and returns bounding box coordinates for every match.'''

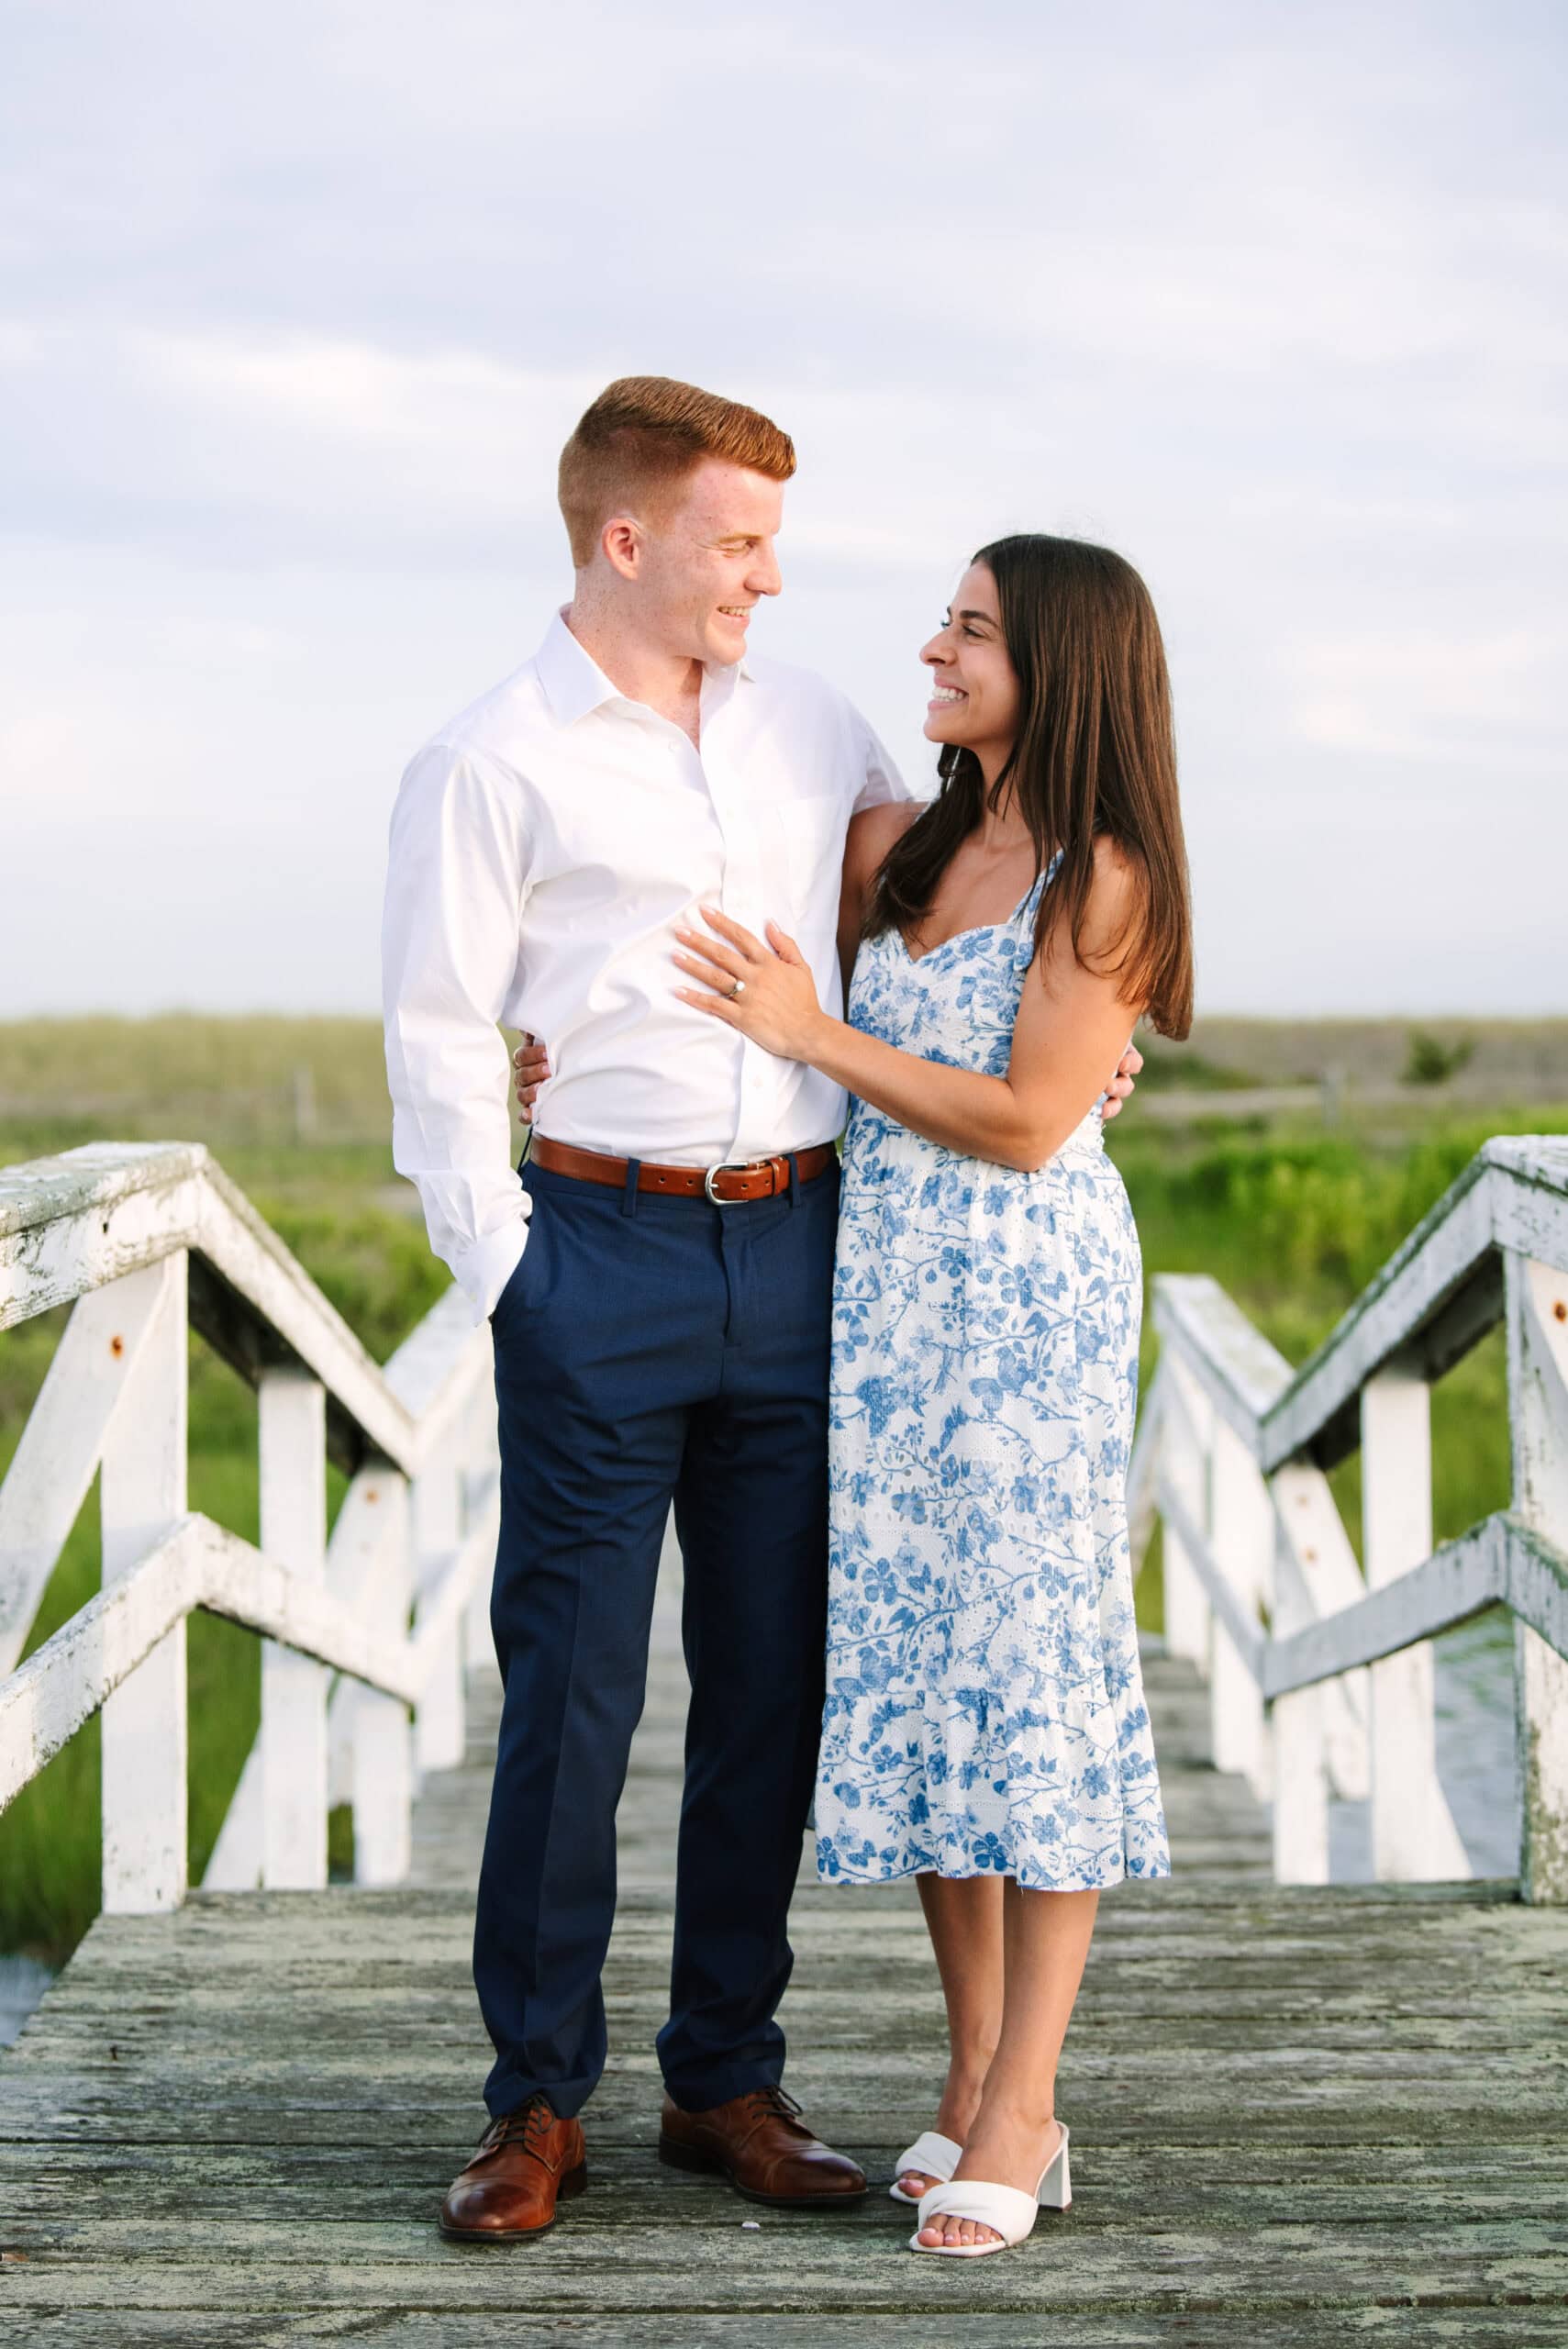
[742,2085,806,2129]
[485,2095,555,2152]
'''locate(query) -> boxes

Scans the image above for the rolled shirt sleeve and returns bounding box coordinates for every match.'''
[382,741,533,1322]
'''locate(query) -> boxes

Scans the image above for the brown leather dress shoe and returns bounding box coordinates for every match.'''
[439,2095,587,2243]
[658,2085,867,2208]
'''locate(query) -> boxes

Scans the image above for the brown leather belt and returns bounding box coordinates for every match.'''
[530,1135,837,1204]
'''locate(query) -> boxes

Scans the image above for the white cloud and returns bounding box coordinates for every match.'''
[1,0,1565,1014]
[1284,629,1562,764]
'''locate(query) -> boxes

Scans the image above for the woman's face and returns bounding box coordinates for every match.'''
[919,562,1020,773]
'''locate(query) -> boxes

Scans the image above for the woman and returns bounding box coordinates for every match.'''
[667,533,1193,2257]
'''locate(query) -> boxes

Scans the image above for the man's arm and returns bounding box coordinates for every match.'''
[382,741,532,1322]
[849,705,914,816]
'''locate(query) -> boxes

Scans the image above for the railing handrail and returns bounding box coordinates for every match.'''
[0,1509,419,1811]
[1132,1132,1568,1902]
[1155,1136,1568,1474]
[0,1140,490,1476]
[0,1140,501,1912]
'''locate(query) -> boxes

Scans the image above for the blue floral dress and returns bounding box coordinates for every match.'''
[814,865,1170,1892]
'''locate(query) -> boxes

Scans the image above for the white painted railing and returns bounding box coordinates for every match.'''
[1129,1136,1568,1902]
[0,1142,500,1911]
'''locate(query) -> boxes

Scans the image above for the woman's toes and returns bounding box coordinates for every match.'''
[916,2211,1002,2250]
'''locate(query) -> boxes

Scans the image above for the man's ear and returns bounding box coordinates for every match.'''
[601,515,643,583]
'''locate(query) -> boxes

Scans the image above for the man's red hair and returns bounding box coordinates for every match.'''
[558,375,795,566]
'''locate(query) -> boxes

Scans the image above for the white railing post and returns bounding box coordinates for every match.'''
[1506,1252,1568,1904]
[1362,1369,1468,1880]
[260,1368,328,1889]
[1270,1657,1329,1883]
[462,1422,498,1675]
[1162,1360,1214,1669]
[412,1431,464,1775]
[100,1254,189,1914]
[1270,1476,1329,1883]
[1269,1462,1370,1809]
[1208,1416,1273,1798]
[352,1469,414,1885]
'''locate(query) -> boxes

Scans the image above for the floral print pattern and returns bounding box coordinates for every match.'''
[815,865,1170,1891]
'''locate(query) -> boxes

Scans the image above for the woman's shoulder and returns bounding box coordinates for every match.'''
[846,798,923,877]
[1089,830,1144,894]
[1063,834,1148,963]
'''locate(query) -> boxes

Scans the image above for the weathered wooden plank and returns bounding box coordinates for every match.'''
[0,1268,176,1675]
[0,1514,422,1816]
[1507,1245,1568,1904]
[0,1143,495,1480]
[10,2320,1561,2349]
[21,1943,1559,2012]
[4,2072,1563,2153]
[1254,1147,1505,1473]
[2,2227,1564,2314]
[1152,1275,1295,1449]
[1362,1369,1469,1882]
[9,2209,1568,2271]
[5,1546,1564,2335]
[206,1466,412,1894]
[3,2139,1562,2224]
[1262,1512,1568,1697]
[259,1371,329,1892]
[1153,1473,1267,1684]
[98,1255,190,1916]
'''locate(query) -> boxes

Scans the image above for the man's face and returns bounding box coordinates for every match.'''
[633,459,784,667]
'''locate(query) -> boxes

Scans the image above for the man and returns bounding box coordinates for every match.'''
[382,375,1137,2243]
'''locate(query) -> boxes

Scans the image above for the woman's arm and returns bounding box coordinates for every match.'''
[674,839,1144,1174]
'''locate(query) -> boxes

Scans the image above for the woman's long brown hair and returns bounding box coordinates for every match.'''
[867,534,1194,1038]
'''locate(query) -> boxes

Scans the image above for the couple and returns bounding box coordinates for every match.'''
[381,374,1193,2260]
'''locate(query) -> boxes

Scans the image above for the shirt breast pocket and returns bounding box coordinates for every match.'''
[770,793,842,933]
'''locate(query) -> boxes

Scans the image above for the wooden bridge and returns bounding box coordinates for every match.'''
[2,1138,1567,2341]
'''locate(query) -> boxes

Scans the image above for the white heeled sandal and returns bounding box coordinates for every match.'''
[908,2122,1071,2255]
[888,2129,962,2206]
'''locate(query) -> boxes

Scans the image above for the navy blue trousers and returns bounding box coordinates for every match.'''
[474,1152,838,2121]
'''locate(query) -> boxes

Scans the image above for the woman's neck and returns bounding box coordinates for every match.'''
[971,766,1033,857]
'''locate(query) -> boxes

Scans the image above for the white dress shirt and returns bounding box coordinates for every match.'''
[383,613,912,1319]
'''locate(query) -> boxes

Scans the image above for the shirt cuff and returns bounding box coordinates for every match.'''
[456,1200,532,1325]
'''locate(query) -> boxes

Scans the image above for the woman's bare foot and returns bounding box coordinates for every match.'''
[895,2057,994,2199]
[915,2107,1062,2250]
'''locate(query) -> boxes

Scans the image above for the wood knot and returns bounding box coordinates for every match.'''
[110,1334,124,1357]
[1554,1298,1567,1323]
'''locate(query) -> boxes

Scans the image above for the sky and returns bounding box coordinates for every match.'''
[2,0,1564,1017]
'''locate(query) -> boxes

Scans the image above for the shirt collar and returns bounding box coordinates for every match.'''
[534,608,752,728]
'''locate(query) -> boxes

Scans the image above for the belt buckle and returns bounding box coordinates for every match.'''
[704,1157,764,1206]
